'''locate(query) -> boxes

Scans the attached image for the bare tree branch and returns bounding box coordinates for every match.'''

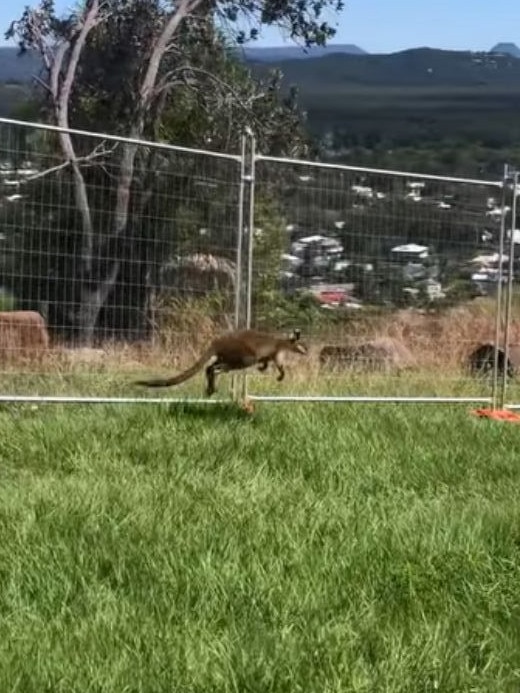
[49,41,68,103]
[31,73,53,93]
[54,0,101,275]
[15,0,112,343]
[5,0,324,344]
[25,11,54,73]
[9,0,102,285]
[22,141,117,183]
[170,65,268,113]
[114,0,204,237]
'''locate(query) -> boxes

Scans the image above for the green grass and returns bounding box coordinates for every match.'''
[1,397,520,692]
[0,366,514,401]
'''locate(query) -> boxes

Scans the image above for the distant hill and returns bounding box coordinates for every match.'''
[2,44,520,156]
[246,47,520,155]
[0,47,41,83]
[490,42,520,58]
[2,44,520,88]
[0,83,30,117]
[250,47,520,88]
[240,43,367,62]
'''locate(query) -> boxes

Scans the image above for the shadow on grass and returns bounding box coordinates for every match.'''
[164,401,258,423]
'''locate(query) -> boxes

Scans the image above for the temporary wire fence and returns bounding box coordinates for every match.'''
[0,118,518,409]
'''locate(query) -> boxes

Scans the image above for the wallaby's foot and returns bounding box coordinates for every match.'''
[276,366,285,382]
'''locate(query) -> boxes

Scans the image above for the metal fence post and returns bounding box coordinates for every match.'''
[231,135,247,402]
[241,130,256,402]
[491,166,509,410]
[230,129,256,403]
[245,132,257,330]
[500,168,518,409]
[234,134,247,332]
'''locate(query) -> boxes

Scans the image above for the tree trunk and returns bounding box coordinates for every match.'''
[103,0,199,343]
[75,261,120,344]
[49,0,107,344]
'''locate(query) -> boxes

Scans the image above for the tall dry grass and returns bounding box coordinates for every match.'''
[0,296,517,380]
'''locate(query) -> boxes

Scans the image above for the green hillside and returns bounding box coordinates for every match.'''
[247,48,520,161]
[0,47,41,83]
[0,83,31,117]
[4,45,520,88]
[1,45,520,168]
[250,47,520,87]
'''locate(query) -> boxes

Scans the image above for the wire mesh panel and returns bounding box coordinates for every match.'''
[246,155,507,403]
[0,118,242,402]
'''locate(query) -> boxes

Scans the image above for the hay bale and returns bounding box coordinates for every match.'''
[467,342,520,379]
[319,337,415,372]
[0,310,49,361]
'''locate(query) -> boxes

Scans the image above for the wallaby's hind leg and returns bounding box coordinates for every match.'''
[205,364,216,396]
[205,360,232,396]
[274,352,285,382]
[275,364,285,382]
[206,353,258,395]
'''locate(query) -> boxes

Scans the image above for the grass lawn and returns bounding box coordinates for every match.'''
[1,397,520,692]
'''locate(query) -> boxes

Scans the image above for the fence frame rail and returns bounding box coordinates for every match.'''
[501,168,520,410]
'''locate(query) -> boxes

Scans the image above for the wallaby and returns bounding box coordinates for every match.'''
[135,328,308,396]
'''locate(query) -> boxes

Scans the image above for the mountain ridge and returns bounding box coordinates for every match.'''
[249,46,520,89]
[1,43,520,160]
[1,43,520,85]
[239,43,367,61]
[490,42,520,57]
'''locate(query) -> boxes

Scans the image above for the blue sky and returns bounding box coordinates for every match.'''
[0,0,518,54]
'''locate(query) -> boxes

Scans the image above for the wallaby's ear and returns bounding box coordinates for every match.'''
[290,328,301,342]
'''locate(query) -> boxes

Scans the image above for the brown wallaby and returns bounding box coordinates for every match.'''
[135,328,308,396]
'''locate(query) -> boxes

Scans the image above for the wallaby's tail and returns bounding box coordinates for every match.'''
[134,346,214,388]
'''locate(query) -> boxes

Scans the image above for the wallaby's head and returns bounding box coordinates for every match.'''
[288,328,308,355]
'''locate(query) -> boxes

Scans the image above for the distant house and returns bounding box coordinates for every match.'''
[486,206,510,219]
[307,283,362,310]
[507,229,520,245]
[422,279,445,300]
[390,244,437,283]
[390,243,430,261]
[470,252,508,268]
[292,235,344,258]
[351,185,373,199]
[470,252,509,294]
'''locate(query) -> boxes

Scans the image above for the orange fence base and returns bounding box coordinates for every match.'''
[470,408,520,423]
[239,398,256,415]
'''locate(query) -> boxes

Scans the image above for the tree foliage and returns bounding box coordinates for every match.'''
[2,0,344,342]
